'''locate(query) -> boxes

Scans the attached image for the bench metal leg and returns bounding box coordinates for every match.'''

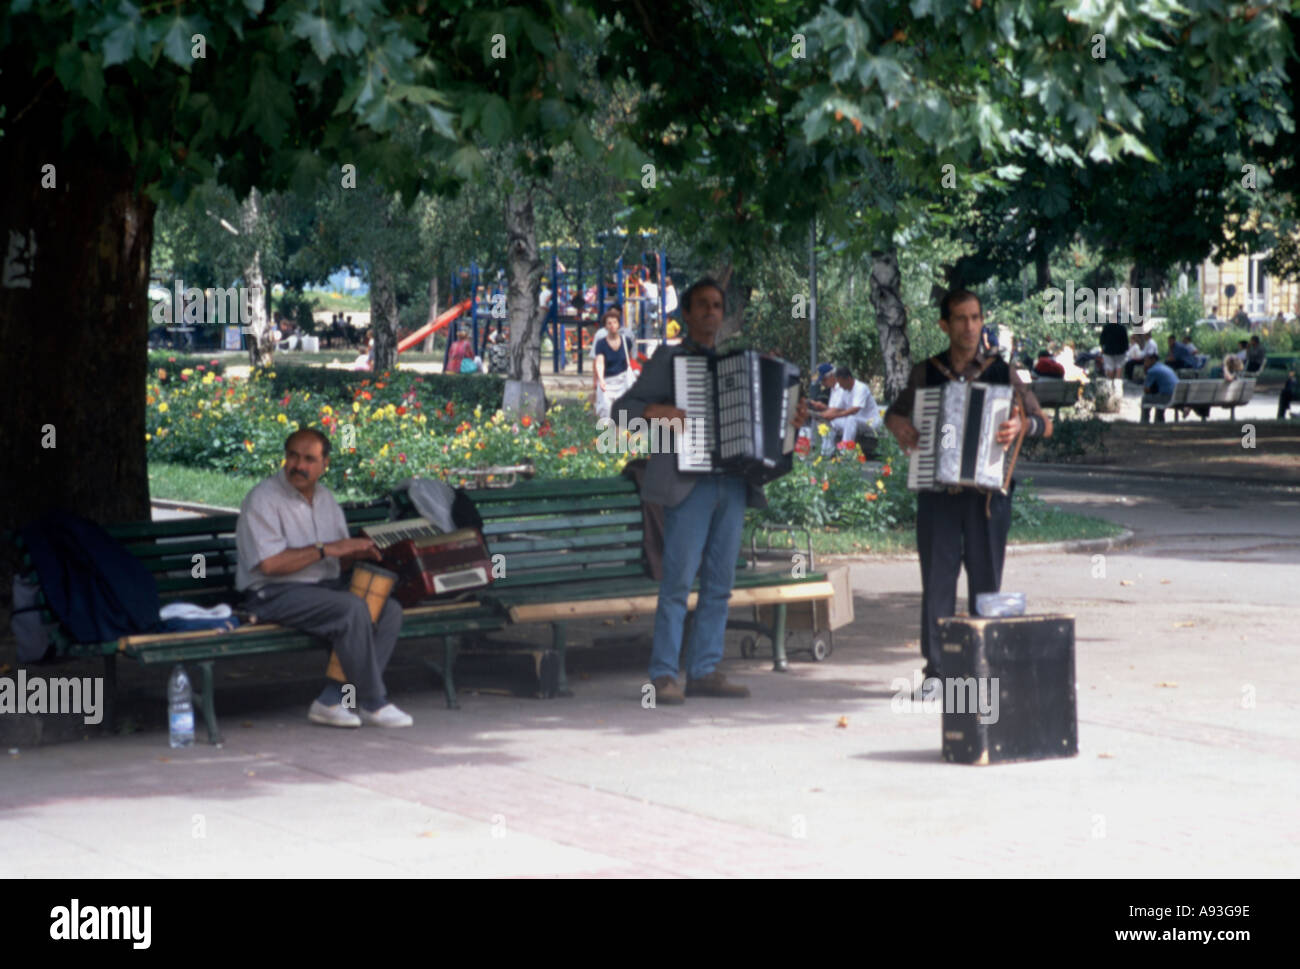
[195,660,223,745]
[551,622,572,697]
[436,636,460,709]
[771,603,789,673]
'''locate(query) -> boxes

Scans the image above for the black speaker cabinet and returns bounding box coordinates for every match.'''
[937,614,1078,765]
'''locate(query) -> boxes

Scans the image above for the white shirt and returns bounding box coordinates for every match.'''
[1143,338,1159,357]
[1125,343,1146,361]
[235,469,349,591]
[664,285,678,315]
[828,379,883,429]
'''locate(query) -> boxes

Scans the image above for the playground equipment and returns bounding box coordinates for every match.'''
[396,298,472,353]
[540,232,676,374]
[440,233,680,375]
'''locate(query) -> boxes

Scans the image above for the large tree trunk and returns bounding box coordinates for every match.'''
[0,81,154,564]
[869,248,913,401]
[505,187,544,383]
[240,188,273,368]
[712,262,753,346]
[370,257,399,373]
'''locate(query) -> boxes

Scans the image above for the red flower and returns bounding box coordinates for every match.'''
[398,453,407,463]
[521,415,532,427]
[197,365,206,371]
[857,452,866,463]
[360,390,373,400]
[180,373,189,381]
[361,379,370,387]
[445,401,455,415]
[375,382,387,389]
[794,437,810,455]
[882,465,892,476]
[395,405,407,415]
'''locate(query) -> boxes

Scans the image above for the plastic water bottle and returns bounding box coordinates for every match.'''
[168,665,195,748]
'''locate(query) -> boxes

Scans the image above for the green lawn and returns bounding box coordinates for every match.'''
[149,463,260,510]
[747,507,1124,556]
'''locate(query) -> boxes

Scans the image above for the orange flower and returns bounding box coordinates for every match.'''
[521,415,532,427]
[360,390,372,400]
[882,464,892,476]
[857,452,866,463]
[395,405,406,415]
[865,492,878,502]
[821,479,830,492]
[375,382,386,389]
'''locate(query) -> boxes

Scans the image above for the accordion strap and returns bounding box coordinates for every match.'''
[929,352,998,384]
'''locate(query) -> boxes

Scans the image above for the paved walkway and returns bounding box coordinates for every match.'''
[2,468,1297,876]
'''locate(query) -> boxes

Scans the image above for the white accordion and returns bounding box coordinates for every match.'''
[907,381,1014,493]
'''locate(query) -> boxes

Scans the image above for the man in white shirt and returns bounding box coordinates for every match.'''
[811,365,883,456]
[235,428,413,729]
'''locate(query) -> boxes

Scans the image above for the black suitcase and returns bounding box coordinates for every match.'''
[937,614,1078,765]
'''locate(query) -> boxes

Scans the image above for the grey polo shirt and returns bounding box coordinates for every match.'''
[235,469,350,591]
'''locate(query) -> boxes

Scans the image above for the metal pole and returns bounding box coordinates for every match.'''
[809,219,818,374]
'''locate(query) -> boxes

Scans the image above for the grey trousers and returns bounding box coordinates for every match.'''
[245,576,402,703]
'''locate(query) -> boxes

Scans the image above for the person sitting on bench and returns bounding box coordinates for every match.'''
[1140,352,1178,424]
[235,427,413,729]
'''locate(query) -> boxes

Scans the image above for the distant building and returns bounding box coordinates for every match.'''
[1193,251,1299,320]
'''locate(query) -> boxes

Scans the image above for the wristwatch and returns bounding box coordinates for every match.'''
[315,542,325,559]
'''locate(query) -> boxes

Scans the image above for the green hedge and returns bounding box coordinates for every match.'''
[263,367,504,412]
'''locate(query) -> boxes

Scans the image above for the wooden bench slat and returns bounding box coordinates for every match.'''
[489,563,647,589]
[469,477,636,502]
[481,510,644,534]
[501,546,643,570]
[487,529,643,554]
[508,579,836,623]
[477,494,643,518]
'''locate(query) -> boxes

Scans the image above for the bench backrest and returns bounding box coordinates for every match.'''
[469,477,649,590]
[1029,379,1081,406]
[1185,380,1219,405]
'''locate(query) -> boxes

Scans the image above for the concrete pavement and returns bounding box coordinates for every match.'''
[2,467,1297,876]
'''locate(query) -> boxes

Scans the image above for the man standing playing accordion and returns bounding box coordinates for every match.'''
[883,289,1052,696]
[613,279,806,705]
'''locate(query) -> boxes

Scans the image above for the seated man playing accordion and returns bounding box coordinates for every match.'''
[234,428,413,729]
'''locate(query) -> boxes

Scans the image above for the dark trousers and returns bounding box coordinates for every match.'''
[245,576,402,704]
[916,488,1012,678]
[1279,391,1294,420]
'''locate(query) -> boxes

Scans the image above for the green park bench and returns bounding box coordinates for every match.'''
[12,477,832,742]
[1028,378,1084,417]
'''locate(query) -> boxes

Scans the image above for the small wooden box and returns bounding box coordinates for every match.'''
[756,565,853,633]
[937,614,1078,766]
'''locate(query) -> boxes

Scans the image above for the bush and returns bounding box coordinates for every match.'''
[146,352,227,384]
[1160,290,1203,335]
[752,433,914,531]
[264,367,504,414]
[1019,417,1107,463]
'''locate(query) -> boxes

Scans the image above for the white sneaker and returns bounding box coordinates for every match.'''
[358,703,414,728]
[308,700,361,728]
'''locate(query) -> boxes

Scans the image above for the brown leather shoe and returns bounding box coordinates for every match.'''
[650,675,685,705]
[685,671,750,698]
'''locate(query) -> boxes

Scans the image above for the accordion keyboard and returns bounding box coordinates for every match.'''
[907,387,943,491]
[362,517,440,549]
[673,355,716,472]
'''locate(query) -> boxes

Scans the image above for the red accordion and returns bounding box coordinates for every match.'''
[363,519,494,606]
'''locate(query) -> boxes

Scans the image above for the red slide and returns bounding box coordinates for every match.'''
[397,298,472,353]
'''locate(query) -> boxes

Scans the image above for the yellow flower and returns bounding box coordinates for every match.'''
[276,413,288,424]
[157,402,169,414]
[322,405,334,416]
[181,368,194,376]
[817,423,830,436]
[352,402,360,413]
[379,444,390,457]
[876,479,884,489]
[464,452,472,460]
[145,433,152,442]
[417,415,426,425]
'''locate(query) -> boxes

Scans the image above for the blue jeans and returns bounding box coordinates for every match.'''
[648,476,748,682]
